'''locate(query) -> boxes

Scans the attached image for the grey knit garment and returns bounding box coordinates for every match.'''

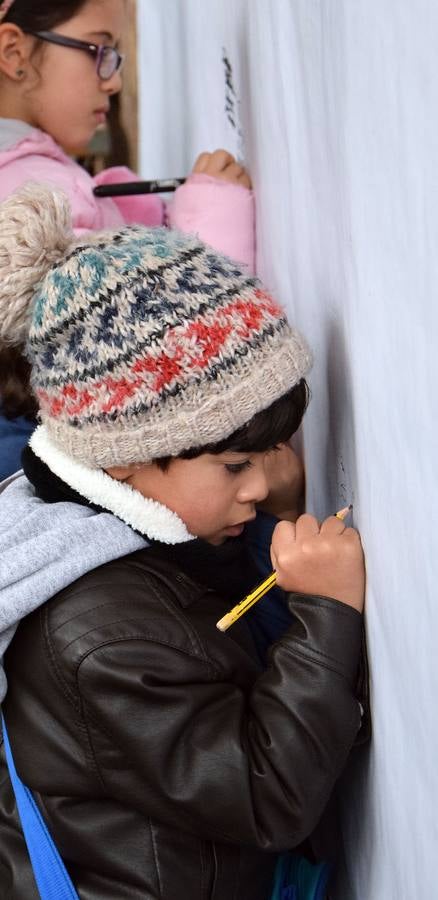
[0,474,146,701]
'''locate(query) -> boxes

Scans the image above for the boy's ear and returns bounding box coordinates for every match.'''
[0,24,33,80]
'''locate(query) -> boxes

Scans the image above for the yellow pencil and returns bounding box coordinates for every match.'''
[216,504,353,632]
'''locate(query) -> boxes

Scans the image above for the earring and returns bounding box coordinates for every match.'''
[15,68,25,78]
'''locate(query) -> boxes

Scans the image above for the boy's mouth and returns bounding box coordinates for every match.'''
[224,523,245,537]
[223,516,256,537]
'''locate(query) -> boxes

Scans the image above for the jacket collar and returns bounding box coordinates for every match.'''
[29,425,194,545]
[24,429,261,605]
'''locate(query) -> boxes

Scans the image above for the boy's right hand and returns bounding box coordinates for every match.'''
[270,515,365,613]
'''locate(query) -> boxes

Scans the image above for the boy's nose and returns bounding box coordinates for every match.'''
[237,464,269,505]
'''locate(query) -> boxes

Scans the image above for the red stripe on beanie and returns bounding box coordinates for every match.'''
[36,290,285,420]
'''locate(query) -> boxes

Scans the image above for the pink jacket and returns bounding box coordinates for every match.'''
[0,128,255,269]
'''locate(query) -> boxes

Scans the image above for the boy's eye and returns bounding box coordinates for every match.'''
[225,460,253,475]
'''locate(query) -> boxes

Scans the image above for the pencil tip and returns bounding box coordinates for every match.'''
[335,504,353,521]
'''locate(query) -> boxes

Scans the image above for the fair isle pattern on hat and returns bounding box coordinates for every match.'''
[0,0,15,22]
[29,226,312,467]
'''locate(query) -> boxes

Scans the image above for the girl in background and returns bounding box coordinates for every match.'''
[0,0,255,477]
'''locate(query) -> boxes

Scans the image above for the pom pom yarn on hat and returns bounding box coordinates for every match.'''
[0,185,74,346]
[1,186,312,468]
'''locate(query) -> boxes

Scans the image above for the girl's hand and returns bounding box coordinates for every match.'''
[270,515,365,613]
[192,149,252,189]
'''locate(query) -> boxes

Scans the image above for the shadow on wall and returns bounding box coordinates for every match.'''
[333,741,374,898]
[323,322,375,900]
[323,318,358,517]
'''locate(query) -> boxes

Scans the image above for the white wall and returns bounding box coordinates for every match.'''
[137,2,438,896]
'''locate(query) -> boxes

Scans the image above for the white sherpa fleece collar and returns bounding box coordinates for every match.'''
[29,426,195,545]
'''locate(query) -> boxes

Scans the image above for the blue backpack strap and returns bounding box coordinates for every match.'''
[1,713,79,900]
[271,851,332,900]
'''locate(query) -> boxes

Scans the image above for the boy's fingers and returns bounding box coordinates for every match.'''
[320,516,347,535]
[342,526,362,542]
[270,520,296,567]
[295,513,320,537]
[271,519,297,548]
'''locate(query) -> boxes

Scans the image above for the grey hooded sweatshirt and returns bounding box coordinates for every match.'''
[0,472,147,701]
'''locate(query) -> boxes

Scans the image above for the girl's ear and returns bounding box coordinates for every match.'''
[0,24,32,80]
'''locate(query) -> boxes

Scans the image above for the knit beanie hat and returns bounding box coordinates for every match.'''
[0,186,312,468]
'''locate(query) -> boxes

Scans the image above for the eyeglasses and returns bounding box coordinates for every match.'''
[24,31,125,80]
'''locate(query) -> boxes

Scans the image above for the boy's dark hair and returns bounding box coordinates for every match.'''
[156,379,309,471]
[0,345,37,421]
[3,1,89,30]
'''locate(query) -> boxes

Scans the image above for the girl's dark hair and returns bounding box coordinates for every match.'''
[156,379,310,470]
[0,345,37,420]
[3,0,89,30]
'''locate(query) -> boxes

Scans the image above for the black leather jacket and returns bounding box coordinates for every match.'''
[0,541,364,899]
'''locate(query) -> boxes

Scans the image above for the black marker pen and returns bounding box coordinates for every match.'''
[93,178,186,198]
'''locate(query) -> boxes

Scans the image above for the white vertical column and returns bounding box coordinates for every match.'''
[136,3,438,897]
